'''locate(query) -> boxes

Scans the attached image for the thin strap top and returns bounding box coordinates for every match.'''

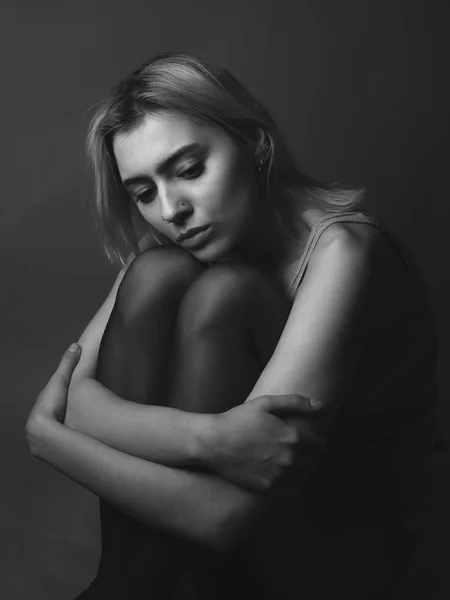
[287,210,438,534]
[288,211,385,300]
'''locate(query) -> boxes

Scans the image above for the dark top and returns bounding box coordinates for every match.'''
[184,212,438,599]
[76,211,438,600]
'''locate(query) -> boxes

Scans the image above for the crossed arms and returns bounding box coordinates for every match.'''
[27,226,380,550]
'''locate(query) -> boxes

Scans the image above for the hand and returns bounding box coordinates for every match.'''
[207,394,327,495]
[27,343,82,427]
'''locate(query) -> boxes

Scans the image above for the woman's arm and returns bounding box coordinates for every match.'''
[61,244,319,488]
[65,379,324,483]
[28,410,268,552]
[65,241,205,465]
[67,376,222,465]
[65,250,317,471]
[66,224,378,472]
[27,225,380,552]
[65,247,209,466]
[30,347,268,551]
[245,224,382,408]
[65,241,222,466]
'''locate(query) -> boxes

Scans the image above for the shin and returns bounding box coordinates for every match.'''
[81,246,204,599]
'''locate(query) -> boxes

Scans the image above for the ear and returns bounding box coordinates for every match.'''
[254,129,271,169]
[255,128,268,156]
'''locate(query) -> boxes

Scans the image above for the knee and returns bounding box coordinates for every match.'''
[114,246,205,326]
[176,263,272,339]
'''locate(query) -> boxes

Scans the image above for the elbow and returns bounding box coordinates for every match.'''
[197,518,238,554]
[211,527,244,554]
[25,413,43,458]
[200,495,265,553]
[25,425,36,457]
[202,519,237,553]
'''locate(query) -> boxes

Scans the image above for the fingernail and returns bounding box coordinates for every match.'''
[308,397,322,409]
[68,343,80,353]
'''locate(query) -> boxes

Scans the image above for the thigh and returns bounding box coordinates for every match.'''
[166,262,292,414]
[113,245,205,326]
[92,247,206,596]
[175,262,291,362]
[96,245,205,404]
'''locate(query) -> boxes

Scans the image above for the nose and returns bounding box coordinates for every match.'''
[159,184,191,224]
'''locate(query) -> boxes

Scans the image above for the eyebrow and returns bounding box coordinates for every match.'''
[122,143,201,188]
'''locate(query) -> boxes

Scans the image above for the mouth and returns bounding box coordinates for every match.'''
[176,224,212,248]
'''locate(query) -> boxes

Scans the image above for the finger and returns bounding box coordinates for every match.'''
[284,417,328,449]
[284,415,325,435]
[262,394,322,415]
[52,343,81,387]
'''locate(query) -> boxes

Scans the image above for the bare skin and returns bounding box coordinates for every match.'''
[26,110,434,598]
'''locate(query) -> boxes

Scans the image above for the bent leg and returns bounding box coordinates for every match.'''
[165,263,292,599]
[97,246,205,405]
[166,262,292,414]
[76,246,205,599]
[77,255,292,599]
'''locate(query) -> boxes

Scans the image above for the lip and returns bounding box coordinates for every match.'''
[176,225,212,248]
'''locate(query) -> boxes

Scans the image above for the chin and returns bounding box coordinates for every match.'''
[189,238,235,265]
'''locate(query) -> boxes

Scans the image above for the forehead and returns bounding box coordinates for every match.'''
[112,112,222,178]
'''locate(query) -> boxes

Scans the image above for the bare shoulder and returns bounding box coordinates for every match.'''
[309,221,410,325]
[312,221,401,272]
[308,222,382,282]
[316,220,382,251]
[299,207,387,262]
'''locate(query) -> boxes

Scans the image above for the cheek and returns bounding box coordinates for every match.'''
[137,204,168,234]
[213,161,254,214]
[137,203,158,223]
[136,205,151,224]
[224,170,255,221]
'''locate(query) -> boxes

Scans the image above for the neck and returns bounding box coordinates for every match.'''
[232,201,294,272]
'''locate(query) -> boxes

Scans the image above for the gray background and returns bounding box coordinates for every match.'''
[1,1,449,598]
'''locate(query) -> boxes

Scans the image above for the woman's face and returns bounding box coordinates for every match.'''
[113,111,260,263]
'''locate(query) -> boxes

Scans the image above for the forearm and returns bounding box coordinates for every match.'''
[65,377,214,466]
[28,415,266,551]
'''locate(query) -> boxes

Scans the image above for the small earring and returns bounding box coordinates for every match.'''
[257,145,269,171]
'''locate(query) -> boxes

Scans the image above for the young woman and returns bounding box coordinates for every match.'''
[26,52,438,599]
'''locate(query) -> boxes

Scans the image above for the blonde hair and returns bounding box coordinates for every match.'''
[87,51,366,268]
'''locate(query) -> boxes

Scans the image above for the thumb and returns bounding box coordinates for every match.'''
[261,394,322,415]
[52,343,81,387]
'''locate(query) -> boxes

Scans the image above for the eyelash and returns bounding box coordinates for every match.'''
[134,162,204,205]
